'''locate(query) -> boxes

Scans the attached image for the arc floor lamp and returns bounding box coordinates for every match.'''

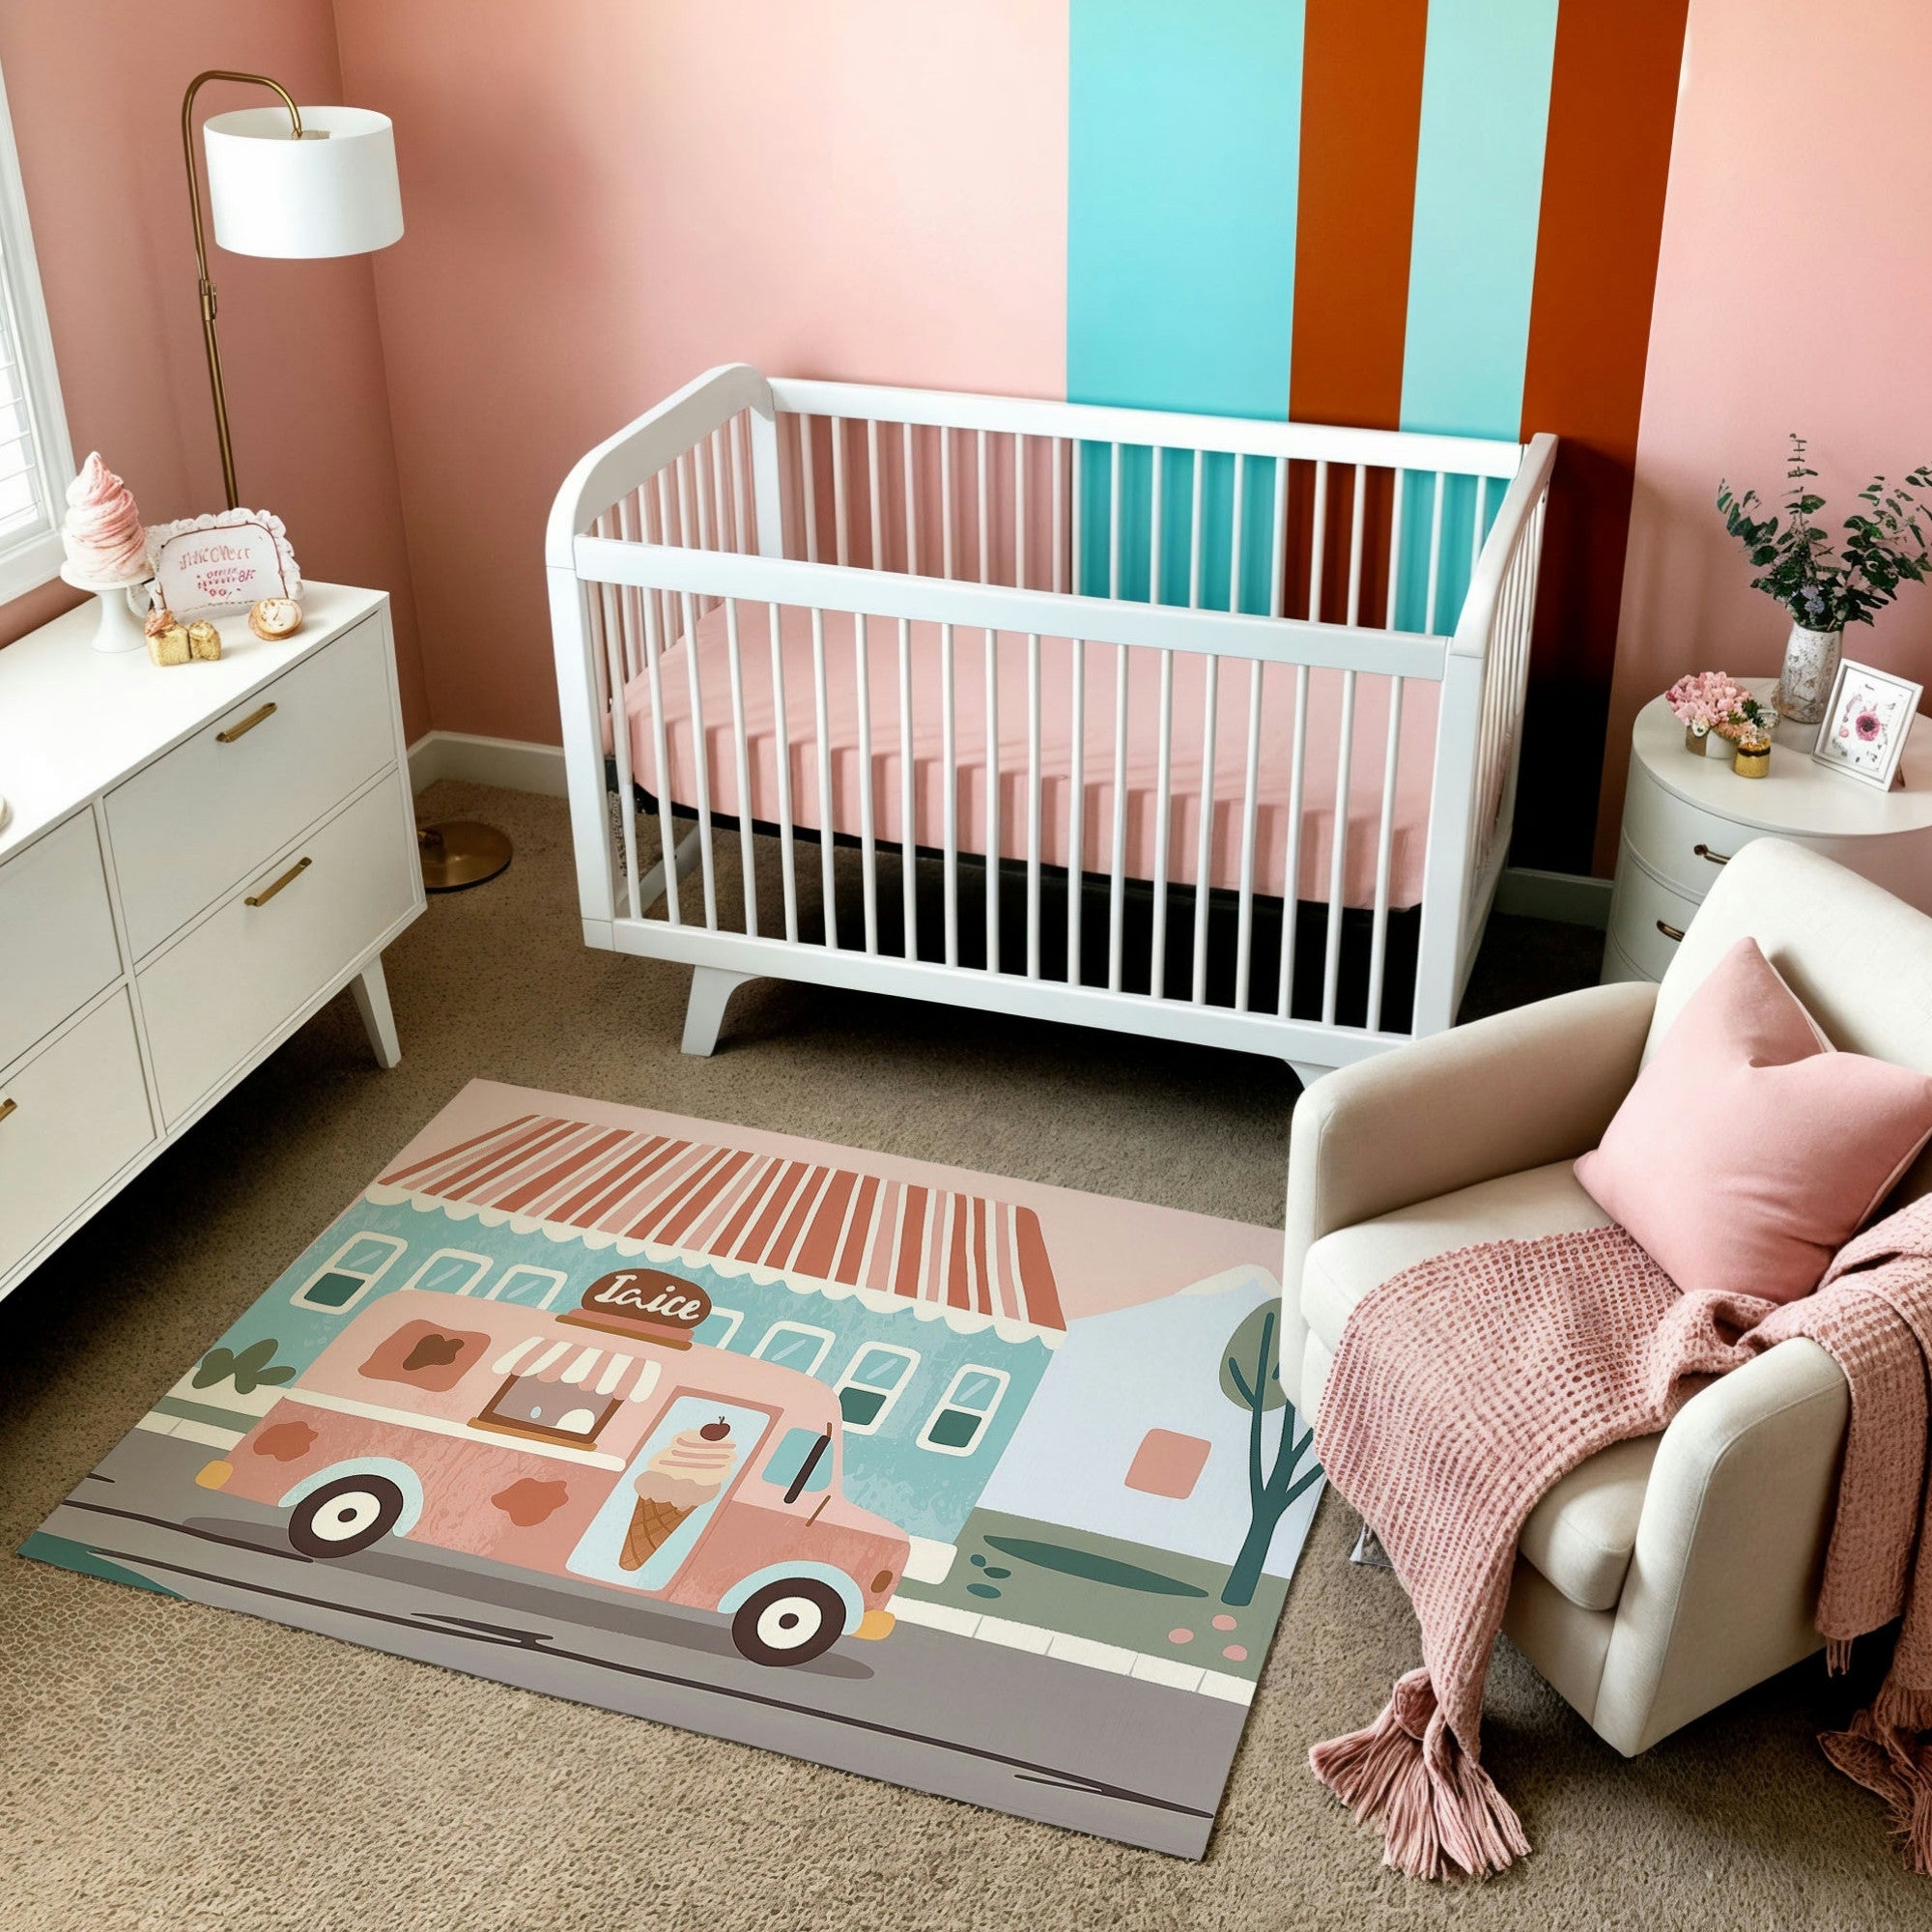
[182,71,511,891]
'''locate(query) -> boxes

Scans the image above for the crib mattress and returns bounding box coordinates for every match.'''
[618,602,1438,910]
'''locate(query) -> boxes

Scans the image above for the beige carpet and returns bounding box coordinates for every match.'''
[0,781,1918,1931]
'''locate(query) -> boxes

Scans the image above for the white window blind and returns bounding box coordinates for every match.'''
[0,56,74,605]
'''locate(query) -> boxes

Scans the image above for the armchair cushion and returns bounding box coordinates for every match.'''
[1300,1160,1659,1613]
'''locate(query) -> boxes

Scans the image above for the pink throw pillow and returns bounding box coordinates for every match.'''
[1576,937,1932,1302]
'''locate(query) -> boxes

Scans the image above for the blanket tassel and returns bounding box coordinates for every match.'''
[1821,1678,1932,1877]
[1310,1668,1529,1880]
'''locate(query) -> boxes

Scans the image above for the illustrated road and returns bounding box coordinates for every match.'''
[37,1433,1248,1857]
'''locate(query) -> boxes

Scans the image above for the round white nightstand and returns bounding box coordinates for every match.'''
[1604,682,1932,984]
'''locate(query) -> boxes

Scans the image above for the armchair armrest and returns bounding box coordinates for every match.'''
[1283,980,1657,1385]
[1591,1339,1849,1754]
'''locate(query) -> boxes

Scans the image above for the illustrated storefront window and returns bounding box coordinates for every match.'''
[293,1232,407,1313]
[834,1344,920,1433]
[917,1366,1009,1455]
[694,1306,744,1350]
[485,1264,568,1308]
[752,1321,834,1376]
[400,1248,492,1296]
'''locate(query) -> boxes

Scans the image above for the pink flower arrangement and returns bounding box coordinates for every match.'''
[1665,670,1751,733]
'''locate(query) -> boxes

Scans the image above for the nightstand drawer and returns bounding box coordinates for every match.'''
[1619,757,1771,903]
[106,616,394,959]
[0,990,154,1281]
[0,810,122,1071]
[1606,838,1702,982]
[138,773,414,1124]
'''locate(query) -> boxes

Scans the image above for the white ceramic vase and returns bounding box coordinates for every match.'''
[1775,621,1842,726]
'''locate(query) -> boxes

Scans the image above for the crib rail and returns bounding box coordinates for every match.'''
[548,366,1553,1076]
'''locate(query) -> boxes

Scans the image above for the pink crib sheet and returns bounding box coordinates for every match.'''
[619,603,1438,909]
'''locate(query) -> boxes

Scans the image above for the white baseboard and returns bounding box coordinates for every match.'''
[1494,866,1613,929]
[408,729,568,800]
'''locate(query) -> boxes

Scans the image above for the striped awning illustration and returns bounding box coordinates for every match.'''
[491,1334,662,1403]
[379,1115,1065,1334]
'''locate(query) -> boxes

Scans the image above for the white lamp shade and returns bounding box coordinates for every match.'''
[203,104,403,259]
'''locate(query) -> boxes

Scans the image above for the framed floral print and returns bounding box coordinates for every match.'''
[1811,659,1923,792]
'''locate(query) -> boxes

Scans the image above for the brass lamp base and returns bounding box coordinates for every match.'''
[417,821,512,892]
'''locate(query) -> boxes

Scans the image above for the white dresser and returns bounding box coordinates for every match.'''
[1605,685,1932,984]
[0,582,423,1300]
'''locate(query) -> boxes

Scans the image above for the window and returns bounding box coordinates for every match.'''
[834,1344,920,1434]
[0,58,75,604]
[400,1249,493,1297]
[694,1306,744,1350]
[761,1426,833,1497]
[917,1365,1009,1456]
[478,1373,619,1446]
[485,1264,568,1309]
[751,1321,834,1377]
[293,1233,407,1313]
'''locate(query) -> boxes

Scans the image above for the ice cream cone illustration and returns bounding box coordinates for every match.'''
[620,1417,736,1571]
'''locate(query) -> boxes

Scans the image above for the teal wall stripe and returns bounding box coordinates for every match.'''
[1067,0,1306,606]
[1396,0,1558,629]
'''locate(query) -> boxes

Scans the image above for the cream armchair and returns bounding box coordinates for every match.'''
[1284,838,1932,1755]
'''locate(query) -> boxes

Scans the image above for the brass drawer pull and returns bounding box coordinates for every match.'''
[215,700,278,744]
[0,1097,15,1125]
[1657,918,1685,942]
[245,856,312,907]
[1692,841,1731,867]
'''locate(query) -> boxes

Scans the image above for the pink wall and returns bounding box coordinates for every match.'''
[332,0,1067,747]
[0,1,429,740]
[1597,0,1932,873]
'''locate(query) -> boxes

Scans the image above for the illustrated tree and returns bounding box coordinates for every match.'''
[1217,1302,1321,1607]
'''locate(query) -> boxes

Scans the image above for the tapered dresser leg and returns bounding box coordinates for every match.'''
[352,957,403,1069]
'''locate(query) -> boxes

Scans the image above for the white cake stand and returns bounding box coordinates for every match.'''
[59,560,154,654]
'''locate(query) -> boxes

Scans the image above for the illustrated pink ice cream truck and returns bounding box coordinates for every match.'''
[195,1267,910,1665]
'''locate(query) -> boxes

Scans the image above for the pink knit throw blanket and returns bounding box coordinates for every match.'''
[1309,1196,1932,1881]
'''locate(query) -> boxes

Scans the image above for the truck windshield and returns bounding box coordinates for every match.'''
[765,1427,833,1502]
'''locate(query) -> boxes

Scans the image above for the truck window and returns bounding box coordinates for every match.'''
[762,1427,832,1496]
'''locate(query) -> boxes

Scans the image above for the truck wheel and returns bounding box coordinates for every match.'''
[729,1578,848,1666]
[289,1474,406,1558]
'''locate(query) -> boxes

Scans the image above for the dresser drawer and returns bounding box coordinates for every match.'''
[0,811,123,1071]
[1621,757,1776,903]
[106,616,394,959]
[0,990,155,1280]
[139,773,414,1123]
[1606,838,1702,983]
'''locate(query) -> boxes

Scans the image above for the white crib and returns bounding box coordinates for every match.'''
[547,364,1554,1083]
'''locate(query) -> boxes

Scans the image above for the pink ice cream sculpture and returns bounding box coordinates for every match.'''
[61,452,151,584]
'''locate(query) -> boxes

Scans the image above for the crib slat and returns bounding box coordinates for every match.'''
[615,493,643,684]
[1425,469,1446,635]
[1016,434,1028,590]
[1229,453,1246,614]
[1308,461,1329,624]
[640,562,680,927]
[984,626,1000,971]
[1321,668,1357,1025]
[1109,441,1123,600]
[1471,474,1488,582]
[1269,456,1289,620]
[832,418,850,569]
[942,621,959,966]
[1235,657,1263,1010]
[811,607,838,951]
[710,426,728,552]
[856,611,878,955]
[1367,676,1405,1028]
[679,590,719,930]
[1026,633,1042,980]
[1277,665,1309,1017]
[694,439,714,554]
[942,429,955,582]
[595,537,641,922]
[897,615,917,959]
[1107,643,1129,991]
[1053,439,1065,595]
[1067,636,1086,984]
[1151,648,1175,997]
[867,418,884,574]
[731,413,751,555]
[1190,653,1218,1005]
[1151,448,1165,605]
[1385,465,1406,629]
[724,597,757,936]
[902,421,919,577]
[1347,463,1367,627]
[978,428,991,585]
[1187,450,1204,610]
[770,602,799,942]
[1071,440,1084,597]
[800,415,820,566]
[653,469,677,668]
[674,461,696,629]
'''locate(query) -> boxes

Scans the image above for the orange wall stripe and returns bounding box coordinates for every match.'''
[1516,0,1690,873]
[1288,0,1429,432]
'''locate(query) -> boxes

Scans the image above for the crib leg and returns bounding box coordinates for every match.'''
[1287,1060,1327,1093]
[682,967,756,1057]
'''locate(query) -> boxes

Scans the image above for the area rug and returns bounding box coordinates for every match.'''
[25,1080,1321,1857]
